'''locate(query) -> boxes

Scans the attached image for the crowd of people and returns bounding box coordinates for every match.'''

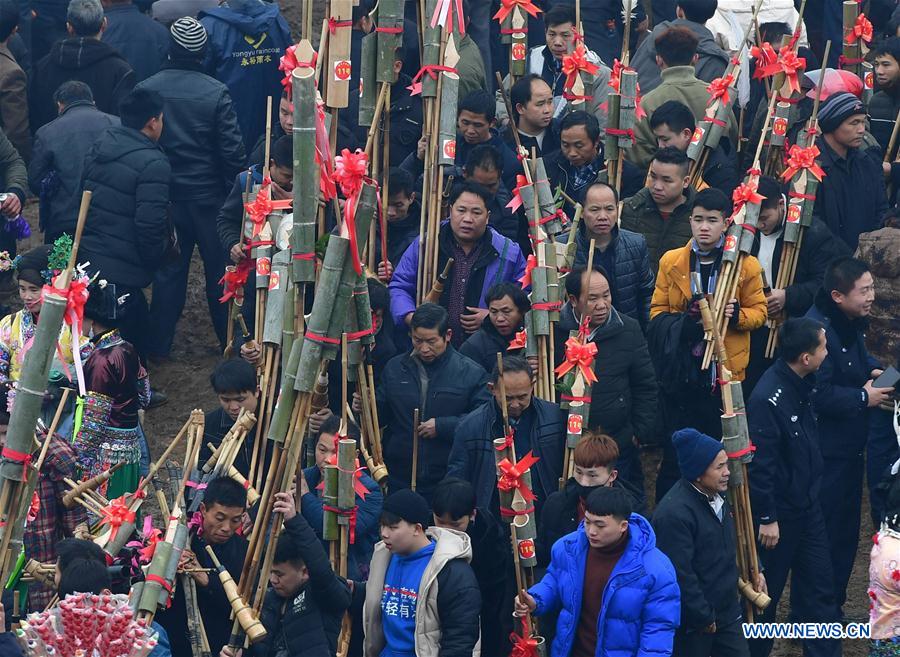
[0,0,898,656]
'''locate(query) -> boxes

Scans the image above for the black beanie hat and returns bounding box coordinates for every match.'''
[382,489,431,528]
[15,245,51,288]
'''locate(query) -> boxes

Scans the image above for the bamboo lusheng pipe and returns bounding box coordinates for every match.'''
[181,572,209,657]
[205,545,267,643]
[290,59,317,284]
[0,191,91,581]
[738,577,772,610]
[376,0,404,83]
[201,410,255,474]
[841,1,861,76]
[438,73,460,166]
[325,0,353,109]
[358,33,378,127]
[410,408,420,491]
[203,444,261,506]
[63,462,125,508]
[137,540,173,622]
[423,258,454,304]
[533,159,562,237]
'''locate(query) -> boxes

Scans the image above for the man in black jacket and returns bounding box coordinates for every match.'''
[553,265,657,497]
[432,478,511,657]
[869,37,900,154]
[747,318,841,657]
[157,477,249,657]
[138,17,247,357]
[458,282,529,373]
[447,354,565,519]
[226,492,351,657]
[805,257,893,612]
[80,87,170,360]
[30,0,135,131]
[29,81,119,244]
[201,358,260,478]
[369,303,491,503]
[653,428,764,657]
[375,167,421,281]
[744,176,847,392]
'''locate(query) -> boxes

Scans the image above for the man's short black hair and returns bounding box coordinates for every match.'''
[510,74,544,122]
[559,110,601,143]
[778,317,825,362]
[692,188,730,216]
[432,477,477,519]
[448,179,492,209]
[823,256,870,295]
[389,167,415,198]
[0,0,18,41]
[119,88,164,130]
[490,354,533,384]
[368,276,390,314]
[655,26,699,66]
[411,302,449,335]
[273,532,307,568]
[544,3,576,29]
[757,176,783,212]
[313,413,362,444]
[53,80,94,107]
[873,36,900,64]
[203,476,248,510]
[565,264,610,298]
[465,144,504,175]
[271,134,293,168]
[759,21,790,44]
[57,538,105,572]
[210,358,257,395]
[485,281,530,314]
[585,485,632,521]
[649,100,695,135]
[676,0,718,24]
[58,558,111,598]
[584,181,619,204]
[458,90,496,123]
[651,145,690,175]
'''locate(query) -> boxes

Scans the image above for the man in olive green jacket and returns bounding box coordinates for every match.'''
[628,26,737,169]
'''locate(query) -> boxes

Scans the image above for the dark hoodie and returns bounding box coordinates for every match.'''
[199,1,292,151]
[31,37,135,131]
[80,125,171,288]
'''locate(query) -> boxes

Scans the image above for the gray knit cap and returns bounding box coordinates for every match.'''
[170,17,208,53]
[818,91,866,133]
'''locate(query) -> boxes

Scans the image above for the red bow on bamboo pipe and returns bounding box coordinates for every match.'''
[279,45,316,99]
[430,0,466,34]
[519,254,537,288]
[507,174,530,213]
[509,617,540,657]
[493,0,541,23]
[508,329,527,351]
[554,337,598,383]
[218,258,253,303]
[731,181,766,215]
[777,47,806,94]
[244,180,292,238]
[495,427,516,452]
[706,74,734,106]
[334,149,373,275]
[781,144,826,182]
[497,451,540,502]
[562,43,599,91]
[128,521,162,564]
[751,42,779,78]
[846,14,873,45]
[59,274,90,395]
[606,59,646,119]
[99,495,136,542]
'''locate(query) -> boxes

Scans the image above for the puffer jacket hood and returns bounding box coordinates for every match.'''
[52,37,126,70]
[201,1,284,35]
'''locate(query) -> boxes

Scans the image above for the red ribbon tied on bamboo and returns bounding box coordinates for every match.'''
[493,0,541,22]
[562,43,599,92]
[731,181,766,215]
[218,258,253,303]
[508,329,527,351]
[781,144,826,182]
[846,14,873,45]
[777,48,806,94]
[279,45,317,99]
[706,74,734,106]
[750,42,779,79]
[519,254,537,288]
[99,495,136,543]
[509,617,540,657]
[333,149,373,275]
[507,174,530,213]
[606,59,646,119]
[554,338,598,384]
[430,0,466,34]
[497,451,540,502]
[244,179,292,239]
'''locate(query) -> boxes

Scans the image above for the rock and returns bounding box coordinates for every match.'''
[857,228,900,367]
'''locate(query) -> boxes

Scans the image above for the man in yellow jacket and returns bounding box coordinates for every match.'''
[649,187,767,501]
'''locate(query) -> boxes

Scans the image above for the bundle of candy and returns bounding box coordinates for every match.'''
[13,592,158,657]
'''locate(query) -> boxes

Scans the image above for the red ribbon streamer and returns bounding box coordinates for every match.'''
[334,148,375,275]
[279,45,317,99]
[508,330,528,351]
[554,338,598,384]
[218,258,253,303]
[731,180,766,216]
[845,13,873,45]
[430,0,466,35]
[507,174,530,213]
[493,0,542,22]
[706,74,734,106]
[407,64,459,96]
[328,17,352,34]
[519,254,537,288]
[781,144,826,182]
[323,505,359,543]
[562,42,599,92]
[495,427,516,452]
[1,446,31,480]
[606,59,646,118]
[497,451,541,502]
[509,617,540,657]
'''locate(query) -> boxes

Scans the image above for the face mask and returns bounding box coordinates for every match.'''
[574,482,603,500]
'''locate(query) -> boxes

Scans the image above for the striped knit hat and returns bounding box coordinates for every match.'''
[818,91,866,134]
[170,17,207,53]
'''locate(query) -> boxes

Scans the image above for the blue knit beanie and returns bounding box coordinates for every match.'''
[672,428,725,481]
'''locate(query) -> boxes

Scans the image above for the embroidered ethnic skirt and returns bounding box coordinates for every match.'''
[74,393,141,499]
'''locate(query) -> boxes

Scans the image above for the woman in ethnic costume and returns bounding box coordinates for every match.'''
[0,242,76,415]
[74,279,150,498]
